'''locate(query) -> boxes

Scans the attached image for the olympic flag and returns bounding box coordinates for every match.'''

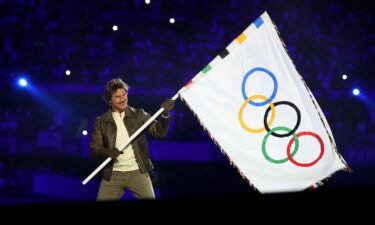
[178,12,349,193]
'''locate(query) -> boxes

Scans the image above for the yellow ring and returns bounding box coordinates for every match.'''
[238,95,275,133]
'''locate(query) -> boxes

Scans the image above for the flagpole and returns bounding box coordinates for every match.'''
[82,93,180,185]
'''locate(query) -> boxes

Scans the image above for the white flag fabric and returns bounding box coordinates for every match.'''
[179,11,349,193]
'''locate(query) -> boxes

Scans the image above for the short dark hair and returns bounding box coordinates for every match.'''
[104,78,129,105]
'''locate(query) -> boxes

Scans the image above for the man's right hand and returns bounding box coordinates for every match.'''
[107,148,123,159]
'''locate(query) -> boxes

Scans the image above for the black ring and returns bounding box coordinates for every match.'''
[263,101,301,137]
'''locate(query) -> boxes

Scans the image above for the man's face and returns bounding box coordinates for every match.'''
[110,88,128,113]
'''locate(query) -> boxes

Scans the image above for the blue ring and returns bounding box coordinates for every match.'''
[241,67,278,106]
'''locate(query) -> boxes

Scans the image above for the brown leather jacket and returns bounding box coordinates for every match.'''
[90,106,170,181]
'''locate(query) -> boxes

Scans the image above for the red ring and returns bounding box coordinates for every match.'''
[286,131,324,167]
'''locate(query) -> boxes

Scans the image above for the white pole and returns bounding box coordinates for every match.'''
[82,93,180,185]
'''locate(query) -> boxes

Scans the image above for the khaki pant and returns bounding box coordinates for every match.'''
[96,170,155,201]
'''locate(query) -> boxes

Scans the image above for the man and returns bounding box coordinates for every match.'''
[90,78,174,200]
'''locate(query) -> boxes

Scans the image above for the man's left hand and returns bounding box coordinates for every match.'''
[161,99,175,116]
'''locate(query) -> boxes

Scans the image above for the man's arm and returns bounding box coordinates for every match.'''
[140,109,170,138]
[142,99,175,138]
[90,117,109,159]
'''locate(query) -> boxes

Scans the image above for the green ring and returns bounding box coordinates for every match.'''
[262,126,299,164]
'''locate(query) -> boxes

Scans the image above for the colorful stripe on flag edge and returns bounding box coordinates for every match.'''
[308,172,341,190]
[265,13,352,179]
[300,79,351,172]
[179,12,268,95]
[179,95,260,193]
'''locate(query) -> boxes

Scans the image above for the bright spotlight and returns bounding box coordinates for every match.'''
[82,130,88,136]
[112,25,118,31]
[352,88,360,96]
[342,74,347,80]
[65,70,71,76]
[18,78,28,87]
[169,18,175,24]
[145,0,151,4]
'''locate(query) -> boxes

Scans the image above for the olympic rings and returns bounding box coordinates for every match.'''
[286,131,324,167]
[238,67,325,167]
[263,101,301,137]
[262,126,299,164]
[241,67,278,106]
[239,95,275,133]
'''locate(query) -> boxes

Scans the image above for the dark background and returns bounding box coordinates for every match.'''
[0,0,374,209]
